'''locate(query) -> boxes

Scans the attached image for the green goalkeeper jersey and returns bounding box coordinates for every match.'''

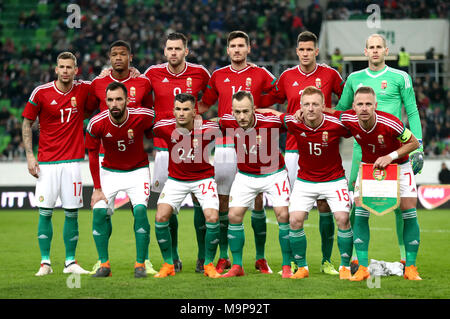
[336,65,422,140]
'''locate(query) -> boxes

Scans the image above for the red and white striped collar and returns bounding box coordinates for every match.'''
[166,62,188,77]
[52,80,74,95]
[297,64,318,77]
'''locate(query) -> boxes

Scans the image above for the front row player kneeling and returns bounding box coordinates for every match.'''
[86,82,155,278]
[218,91,293,278]
[259,86,354,280]
[339,86,422,281]
[151,93,222,279]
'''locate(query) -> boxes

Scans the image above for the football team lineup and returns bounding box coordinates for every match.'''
[21,29,425,284]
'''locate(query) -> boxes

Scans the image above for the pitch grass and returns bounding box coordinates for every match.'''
[0,209,449,299]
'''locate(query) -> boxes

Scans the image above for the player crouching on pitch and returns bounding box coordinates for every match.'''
[259,86,354,280]
[339,86,422,281]
[218,91,293,278]
[86,82,155,278]
[151,93,222,279]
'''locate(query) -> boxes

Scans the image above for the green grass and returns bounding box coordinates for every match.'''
[0,209,449,299]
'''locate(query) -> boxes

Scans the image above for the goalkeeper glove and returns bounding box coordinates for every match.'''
[409,139,424,175]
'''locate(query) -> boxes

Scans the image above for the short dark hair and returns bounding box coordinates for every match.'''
[232,90,254,104]
[109,40,132,54]
[56,51,77,66]
[174,93,195,106]
[354,86,376,99]
[227,30,250,47]
[297,31,318,47]
[106,81,127,98]
[167,32,188,47]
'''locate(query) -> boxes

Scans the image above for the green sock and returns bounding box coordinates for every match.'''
[204,221,220,264]
[133,204,150,264]
[319,212,335,264]
[251,210,267,260]
[63,209,79,263]
[402,208,420,267]
[337,228,353,267]
[193,204,206,260]
[169,214,179,261]
[394,208,406,261]
[278,222,291,266]
[349,205,357,261]
[37,208,53,263]
[289,227,307,267]
[155,220,173,264]
[92,208,110,263]
[228,223,245,266]
[353,207,370,267]
[218,211,229,259]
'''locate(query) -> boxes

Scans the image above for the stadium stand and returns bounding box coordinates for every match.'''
[0,0,448,160]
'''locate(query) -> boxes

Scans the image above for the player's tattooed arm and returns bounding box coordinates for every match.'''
[22,118,40,178]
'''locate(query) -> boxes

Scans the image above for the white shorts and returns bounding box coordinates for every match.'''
[289,178,350,213]
[229,170,290,208]
[94,166,151,214]
[354,162,417,198]
[151,150,169,193]
[284,152,299,190]
[35,161,83,209]
[158,177,219,212]
[214,147,237,195]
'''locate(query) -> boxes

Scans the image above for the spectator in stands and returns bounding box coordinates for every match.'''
[438,162,450,184]
[0,106,10,126]
[397,47,410,73]
[331,47,343,74]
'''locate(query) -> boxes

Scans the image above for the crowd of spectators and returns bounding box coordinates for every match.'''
[0,0,448,161]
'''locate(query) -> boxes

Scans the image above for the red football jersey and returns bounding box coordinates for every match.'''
[144,62,211,150]
[339,110,409,164]
[202,64,277,145]
[151,119,218,181]
[202,64,277,116]
[22,80,91,163]
[271,63,344,151]
[281,113,351,182]
[85,107,155,172]
[219,113,286,176]
[88,73,153,112]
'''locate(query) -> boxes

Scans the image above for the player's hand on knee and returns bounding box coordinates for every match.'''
[91,188,108,209]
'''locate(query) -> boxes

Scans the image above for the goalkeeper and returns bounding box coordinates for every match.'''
[334,34,423,269]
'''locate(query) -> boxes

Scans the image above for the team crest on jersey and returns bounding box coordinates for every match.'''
[322,131,329,146]
[160,192,165,199]
[71,97,77,107]
[130,87,136,97]
[128,129,134,144]
[373,168,387,181]
[246,77,252,88]
[39,196,44,202]
[315,78,322,88]
[378,134,384,144]
[155,180,159,188]
[186,77,193,88]
[256,135,262,147]
[381,80,387,89]
[192,138,199,149]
